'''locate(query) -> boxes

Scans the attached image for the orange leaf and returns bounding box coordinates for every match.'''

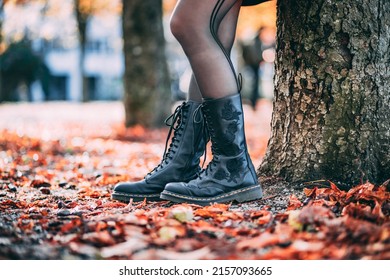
[304,187,317,198]
[237,232,288,250]
[189,220,218,233]
[194,204,230,218]
[329,181,342,193]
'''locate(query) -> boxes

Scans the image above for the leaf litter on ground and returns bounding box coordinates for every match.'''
[0,102,388,260]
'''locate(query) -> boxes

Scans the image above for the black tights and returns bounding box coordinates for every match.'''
[170,0,243,101]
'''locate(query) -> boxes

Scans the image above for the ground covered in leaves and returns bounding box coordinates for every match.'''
[0,101,389,260]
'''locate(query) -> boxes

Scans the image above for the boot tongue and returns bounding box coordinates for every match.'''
[163,103,189,156]
[145,102,188,178]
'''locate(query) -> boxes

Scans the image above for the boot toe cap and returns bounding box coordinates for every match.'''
[164,182,190,195]
[112,182,131,193]
[164,181,224,197]
[113,180,164,195]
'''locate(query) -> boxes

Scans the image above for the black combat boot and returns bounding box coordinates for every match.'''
[161,93,262,206]
[112,100,208,202]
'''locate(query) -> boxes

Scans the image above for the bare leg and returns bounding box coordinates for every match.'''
[171,0,243,99]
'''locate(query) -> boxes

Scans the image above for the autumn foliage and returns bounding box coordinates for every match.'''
[0,102,389,260]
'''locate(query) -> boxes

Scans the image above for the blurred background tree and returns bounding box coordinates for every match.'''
[73,0,122,102]
[74,0,90,102]
[122,0,172,127]
[0,39,50,101]
[0,1,4,49]
[0,0,49,102]
[0,0,4,98]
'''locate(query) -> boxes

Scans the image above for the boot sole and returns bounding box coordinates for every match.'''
[111,191,162,203]
[160,185,262,206]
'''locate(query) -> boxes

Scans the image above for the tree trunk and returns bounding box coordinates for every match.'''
[0,1,4,103]
[74,0,89,102]
[122,0,171,127]
[259,0,390,187]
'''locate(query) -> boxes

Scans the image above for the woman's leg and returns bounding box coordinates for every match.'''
[187,75,202,102]
[186,0,242,102]
[171,0,242,99]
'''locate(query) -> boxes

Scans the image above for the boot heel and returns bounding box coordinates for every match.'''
[233,185,263,203]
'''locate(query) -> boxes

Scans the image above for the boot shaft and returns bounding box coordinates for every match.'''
[202,94,246,157]
[202,93,258,183]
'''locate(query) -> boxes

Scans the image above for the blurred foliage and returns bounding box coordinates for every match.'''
[76,0,121,15]
[3,0,31,5]
[0,39,50,101]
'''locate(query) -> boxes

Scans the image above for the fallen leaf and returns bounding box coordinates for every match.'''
[158,226,186,242]
[168,205,194,223]
[30,179,51,189]
[250,210,273,225]
[236,231,290,250]
[288,210,303,231]
[100,238,147,258]
[291,240,324,252]
[297,205,336,226]
[194,203,230,218]
[82,230,116,246]
[287,194,303,211]
[154,246,211,260]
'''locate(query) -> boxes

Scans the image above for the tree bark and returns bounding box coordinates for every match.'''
[259,0,390,187]
[122,0,172,127]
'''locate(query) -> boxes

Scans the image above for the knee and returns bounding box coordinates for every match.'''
[170,13,191,44]
[170,11,209,50]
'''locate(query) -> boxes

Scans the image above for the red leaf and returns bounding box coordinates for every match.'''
[342,202,386,223]
[250,210,273,225]
[287,194,303,211]
[61,219,82,233]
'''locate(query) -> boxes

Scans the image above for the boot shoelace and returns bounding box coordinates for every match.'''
[146,102,188,177]
[198,104,220,179]
[193,105,209,169]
